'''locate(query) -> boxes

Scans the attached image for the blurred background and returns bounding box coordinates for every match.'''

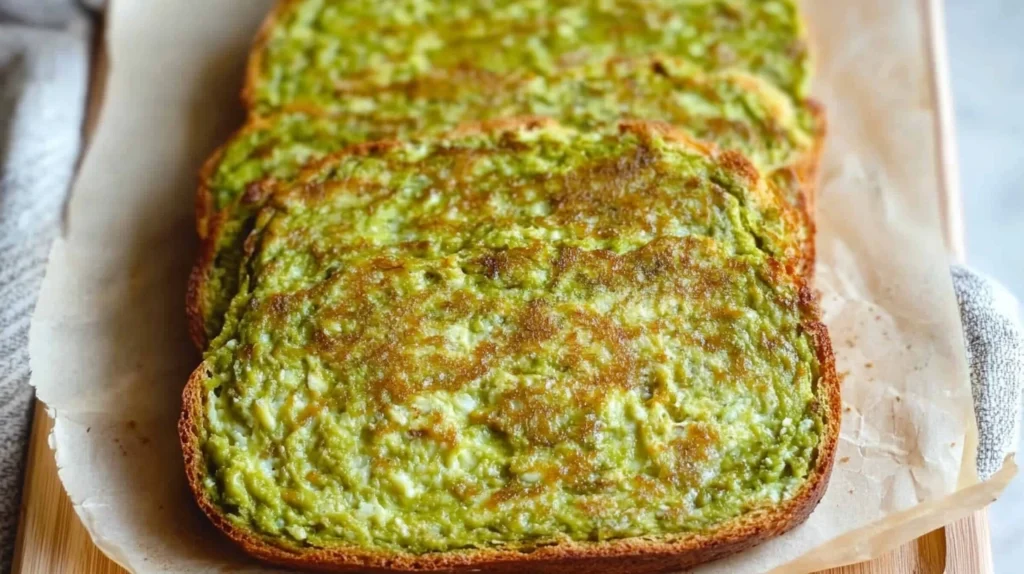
[947,0,1024,571]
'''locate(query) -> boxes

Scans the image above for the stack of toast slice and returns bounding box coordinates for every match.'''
[181,2,838,572]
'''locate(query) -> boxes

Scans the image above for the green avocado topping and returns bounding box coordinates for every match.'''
[250,0,810,112]
[199,124,822,552]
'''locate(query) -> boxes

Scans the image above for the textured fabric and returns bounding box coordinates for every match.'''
[953,265,1024,479]
[0,5,91,571]
[0,1,1020,571]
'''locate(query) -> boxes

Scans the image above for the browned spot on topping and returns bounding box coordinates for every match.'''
[666,423,718,487]
[717,150,759,184]
[370,255,404,271]
[568,309,638,389]
[473,379,602,448]
[450,478,482,501]
[543,449,600,492]
[487,481,544,507]
[575,495,614,519]
[633,474,669,498]
[341,139,404,158]
[295,399,325,426]
[551,144,664,237]
[705,117,753,142]
[249,141,277,160]
[477,252,506,280]
[552,246,581,276]
[413,411,459,448]
[441,289,477,317]
[242,179,275,206]
[265,293,294,321]
[281,490,302,508]
[470,247,540,283]
[839,457,850,464]
[509,299,558,351]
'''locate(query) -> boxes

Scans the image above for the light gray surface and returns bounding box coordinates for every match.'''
[946,1,1024,572]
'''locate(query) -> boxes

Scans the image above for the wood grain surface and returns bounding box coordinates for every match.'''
[10,0,995,571]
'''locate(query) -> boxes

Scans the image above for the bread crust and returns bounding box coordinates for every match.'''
[774,98,827,276]
[185,209,221,350]
[241,0,299,111]
[180,117,840,573]
[798,100,828,274]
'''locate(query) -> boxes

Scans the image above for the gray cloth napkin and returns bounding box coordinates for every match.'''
[0,3,91,571]
[953,266,1024,479]
[0,1,1021,573]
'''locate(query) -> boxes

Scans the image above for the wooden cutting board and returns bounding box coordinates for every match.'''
[9,0,995,571]
[10,403,991,574]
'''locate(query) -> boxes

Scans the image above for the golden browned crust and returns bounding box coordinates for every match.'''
[627,118,820,279]
[190,111,289,349]
[768,98,827,277]
[185,208,221,350]
[617,119,714,156]
[796,99,828,218]
[180,119,840,573]
[796,99,828,275]
[195,114,278,239]
[241,0,300,111]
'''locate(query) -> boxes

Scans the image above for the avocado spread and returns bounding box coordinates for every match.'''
[250,0,810,112]
[199,58,817,342]
[199,124,823,552]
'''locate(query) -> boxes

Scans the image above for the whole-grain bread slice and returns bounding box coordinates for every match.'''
[189,57,824,348]
[242,0,812,114]
[180,119,839,572]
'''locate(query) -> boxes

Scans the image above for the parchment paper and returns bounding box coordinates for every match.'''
[28,0,1016,572]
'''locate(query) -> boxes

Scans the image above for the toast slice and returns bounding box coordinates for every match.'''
[189,57,824,347]
[243,0,811,114]
[180,120,839,573]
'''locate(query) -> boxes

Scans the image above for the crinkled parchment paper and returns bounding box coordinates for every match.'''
[28,0,1016,572]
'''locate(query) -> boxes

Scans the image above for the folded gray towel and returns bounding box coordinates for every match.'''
[0,2,1020,573]
[953,266,1024,479]
[0,4,90,571]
